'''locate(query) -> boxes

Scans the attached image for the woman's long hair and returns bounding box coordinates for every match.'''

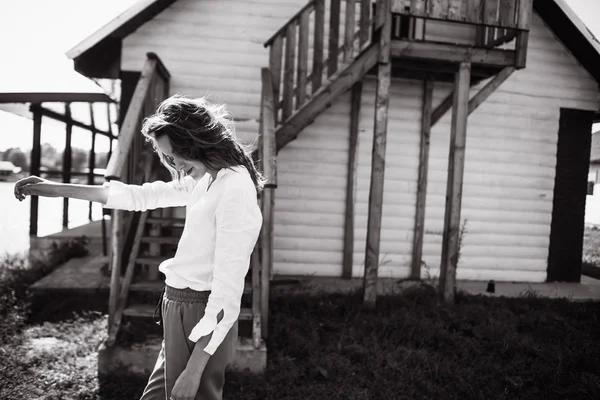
[141,95,265,192]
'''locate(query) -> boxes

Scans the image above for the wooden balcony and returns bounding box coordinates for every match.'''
[383,0,533,82]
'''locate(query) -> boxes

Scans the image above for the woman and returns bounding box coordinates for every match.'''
[14,95,264,400]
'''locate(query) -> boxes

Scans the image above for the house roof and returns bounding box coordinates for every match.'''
[0,64,114,103]
[65,0,177,78]
[66,0,600,87]
[591,131,600,163]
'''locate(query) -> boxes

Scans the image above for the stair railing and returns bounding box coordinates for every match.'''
[263,0,376,130]
[105,52,170,342]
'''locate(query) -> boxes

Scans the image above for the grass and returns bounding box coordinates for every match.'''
[1,233,600,399]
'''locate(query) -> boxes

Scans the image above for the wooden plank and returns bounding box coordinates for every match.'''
[516,0,533,30]
[251,248,262,349]
[146,216,185,225]
[428,0,449,19]
[378,0,391,64]
[343,0,356,63]
[468,66,515,114]
[313,0,325,92]
[411,0,425,16]
[29,105,42,236]
[297,10,310,107]
[105,57,157,180]
[328,0,341,76]
[261,188,275,338]
[499,0,516,28]
[275,44,379,151]
[467,0,484,23]
[282,23,297,122]
[87,104,96,221]
[448,0,463,20]
[515,31,529,69]
[439,62,471,304]
[260,68,277,187]
[390,40,515,65]
[343,82,362,279]
[269,35,284,123]
[431,91,454,126]
[28,105,114,138]
[359,0,371,46]
[411,78,434,280]
[364,7,392,308]
[107,208,123,338]
[62,103,73,229]
[141,236,179,244]
[483,0,499,26]
[107,211,149,345]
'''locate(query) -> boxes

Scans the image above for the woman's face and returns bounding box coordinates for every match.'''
[155,135,209,180]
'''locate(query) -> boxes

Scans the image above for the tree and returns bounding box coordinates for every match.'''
[7,148,28,169]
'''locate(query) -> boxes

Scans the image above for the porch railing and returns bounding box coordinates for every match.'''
[263,0,376,130]
[105,53,170,341]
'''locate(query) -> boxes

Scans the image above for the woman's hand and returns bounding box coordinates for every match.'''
[170,367,204,400]
[14,176,62,201]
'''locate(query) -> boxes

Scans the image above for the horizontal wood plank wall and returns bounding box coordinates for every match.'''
[353,77,423,279]
[273,92,352,275]
[421,14,598,282]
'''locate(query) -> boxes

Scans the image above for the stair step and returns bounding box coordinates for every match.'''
[130,280,253,295]
[136,257,165,266]
[123,304,254,320]
[141,236,179,244]
[147,217,186,226]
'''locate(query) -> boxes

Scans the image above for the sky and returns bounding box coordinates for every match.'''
[0,0,599,153]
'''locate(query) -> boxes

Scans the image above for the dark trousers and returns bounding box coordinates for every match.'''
[140,286,237,400]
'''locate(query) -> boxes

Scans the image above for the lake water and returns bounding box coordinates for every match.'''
[0,182,102,255]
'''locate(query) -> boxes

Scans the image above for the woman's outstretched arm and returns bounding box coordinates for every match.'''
[14,176,108,204]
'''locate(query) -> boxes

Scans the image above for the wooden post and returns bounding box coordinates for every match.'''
[107,103,114,163]
[515,0,533,68]
[328,0,341,76]
[108,208,123,335]
[411,78,434,279]
[62,103,73,229]
[359,0,371,47]
[282,23,297,121]
[297,10,310,107]
[439,62,471,304]
[88,103,97,221]
[363,0,391,308]
[260,68,277,338]
[343,0,356,63]
[29,105,42,236]
[312,0,325,92]
[270,35,284,122]
[343,82,362,279]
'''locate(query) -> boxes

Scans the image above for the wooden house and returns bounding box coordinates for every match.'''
[66,0,600,371]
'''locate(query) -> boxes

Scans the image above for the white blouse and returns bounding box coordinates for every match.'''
[104,165,262,355]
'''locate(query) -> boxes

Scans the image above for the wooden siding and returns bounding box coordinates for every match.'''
[421,13,598,282]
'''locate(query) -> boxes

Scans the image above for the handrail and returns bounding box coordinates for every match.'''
[390,0,533,31]
[104,53,170,181]
[265,0,376,129]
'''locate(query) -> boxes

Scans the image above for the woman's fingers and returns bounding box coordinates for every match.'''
[14,176,43,200]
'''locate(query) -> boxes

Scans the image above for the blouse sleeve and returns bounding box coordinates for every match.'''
[187,183,262,355]
[103,175,200,211]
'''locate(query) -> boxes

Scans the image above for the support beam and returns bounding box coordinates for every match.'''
[88,103,97,221]
[29,105,42,237]
[343,82,362,279]
[439,62,471,304]
[363,0,391,308]
[390,40,515,66]
[62,103,73,229]
[411,78,434,279]
[431,66,515,126]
